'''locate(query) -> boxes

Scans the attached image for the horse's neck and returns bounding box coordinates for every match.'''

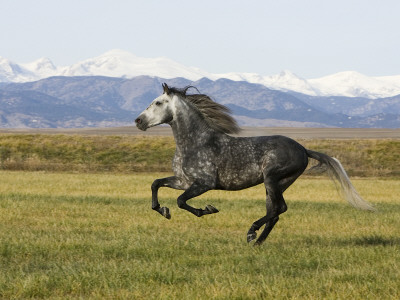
[170,105,216,150]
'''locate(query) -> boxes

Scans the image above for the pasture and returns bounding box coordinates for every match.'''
[0,171,399,299]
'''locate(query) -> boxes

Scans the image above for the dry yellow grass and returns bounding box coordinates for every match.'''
[1,134,399,176]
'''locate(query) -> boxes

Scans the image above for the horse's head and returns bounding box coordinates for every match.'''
[135,83,174,131]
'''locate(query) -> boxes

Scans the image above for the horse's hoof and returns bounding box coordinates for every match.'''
[247,232,257,243]
[253,240,263,247]
[205,205,219,214]
[161,207,171,219]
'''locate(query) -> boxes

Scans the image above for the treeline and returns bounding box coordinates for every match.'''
[0,134,398,177]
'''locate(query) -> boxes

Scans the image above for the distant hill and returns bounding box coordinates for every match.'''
[0,75,399,128]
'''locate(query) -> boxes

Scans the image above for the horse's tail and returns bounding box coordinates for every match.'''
[306,149,375,211]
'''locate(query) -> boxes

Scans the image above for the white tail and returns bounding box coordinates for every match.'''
[307,150,375,211]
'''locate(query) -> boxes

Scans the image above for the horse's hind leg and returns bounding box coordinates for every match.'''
[247,170,304,244]
[248,164,307,245]
[247,215,267,243]
[254,178,287,245]
[248,146,308,245]
[246,179,286,244]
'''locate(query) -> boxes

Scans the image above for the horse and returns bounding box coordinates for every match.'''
[135,83,375,245]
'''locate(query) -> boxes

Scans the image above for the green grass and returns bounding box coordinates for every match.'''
[0,171,399,299]
[1,133,400,176]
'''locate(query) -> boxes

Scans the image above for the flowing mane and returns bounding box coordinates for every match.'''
[168,86,241,134]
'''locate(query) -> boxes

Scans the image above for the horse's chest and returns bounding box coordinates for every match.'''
[173,150,215,179]
[172,152,184,175]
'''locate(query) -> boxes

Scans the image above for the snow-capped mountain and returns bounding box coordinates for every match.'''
[1,49,400,99]
[309,71,400,99]
[59,49,212,80]
[22,57,59,78]
[0,56,61,82]
[0,50,212,83]
[215,70,320,96]
[0,57,35,82]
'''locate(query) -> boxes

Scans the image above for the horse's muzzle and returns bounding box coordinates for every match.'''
[135,116,148,131]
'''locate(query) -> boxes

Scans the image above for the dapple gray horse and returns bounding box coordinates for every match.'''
[135,84,374,245]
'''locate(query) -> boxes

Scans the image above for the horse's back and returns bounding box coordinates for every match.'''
[229,135,306,159]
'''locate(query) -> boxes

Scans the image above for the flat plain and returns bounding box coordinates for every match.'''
[0,127,399,299]
[1,126,400,139]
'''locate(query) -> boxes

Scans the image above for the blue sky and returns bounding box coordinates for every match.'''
[1,0,399,78]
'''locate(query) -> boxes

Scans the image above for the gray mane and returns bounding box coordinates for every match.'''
[168,86,241,134]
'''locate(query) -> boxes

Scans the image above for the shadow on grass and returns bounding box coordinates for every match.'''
[299,234,400,248]
[336,235,400,247]
[288,200,400,213]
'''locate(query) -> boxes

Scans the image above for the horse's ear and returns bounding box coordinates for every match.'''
[162,83,170,95]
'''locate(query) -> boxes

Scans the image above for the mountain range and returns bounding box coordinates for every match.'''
[0,49,399,128]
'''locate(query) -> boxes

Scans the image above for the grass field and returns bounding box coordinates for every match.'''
[0,171,399,299]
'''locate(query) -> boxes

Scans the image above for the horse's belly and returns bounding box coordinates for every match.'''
[217,164,264,190]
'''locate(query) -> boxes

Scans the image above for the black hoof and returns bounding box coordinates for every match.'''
[247,232,257,243]
[253,240,263,246]
[205,205,219,214]
[160,207,171,219]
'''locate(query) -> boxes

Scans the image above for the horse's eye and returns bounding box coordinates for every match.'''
[155,101,162,106]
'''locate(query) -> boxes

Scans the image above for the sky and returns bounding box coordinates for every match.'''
[1,0,399,79]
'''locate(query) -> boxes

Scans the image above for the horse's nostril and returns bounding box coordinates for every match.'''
[135,118,141,124]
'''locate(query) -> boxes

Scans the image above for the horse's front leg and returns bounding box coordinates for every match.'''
[177,181,219,217]
[151,176,185,219]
